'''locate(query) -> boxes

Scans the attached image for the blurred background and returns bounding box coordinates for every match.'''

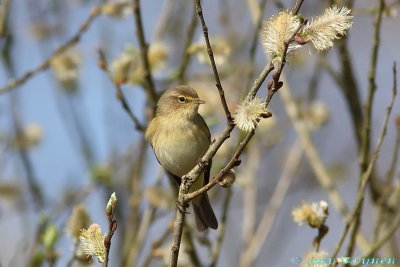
[0,0,399,266]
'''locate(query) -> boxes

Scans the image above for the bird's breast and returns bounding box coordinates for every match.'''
[153,118,210,177]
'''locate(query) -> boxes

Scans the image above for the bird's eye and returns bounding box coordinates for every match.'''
[178,96,186,103]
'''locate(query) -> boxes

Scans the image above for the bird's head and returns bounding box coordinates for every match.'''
[156,85,205,118]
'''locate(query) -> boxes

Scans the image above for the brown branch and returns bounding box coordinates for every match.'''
[132,0,158,109]
[194,0,232,122]
[361,0,385,171]
[292,0,305,15]
[97,49,145,132]
[248,63,274,99]
[0,6,101,94]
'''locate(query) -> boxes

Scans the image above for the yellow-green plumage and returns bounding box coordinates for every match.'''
[145,85,218,231]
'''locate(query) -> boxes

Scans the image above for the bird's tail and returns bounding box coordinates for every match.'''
[192,192,218,232]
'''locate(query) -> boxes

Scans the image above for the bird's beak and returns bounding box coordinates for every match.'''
[194,98,206,104]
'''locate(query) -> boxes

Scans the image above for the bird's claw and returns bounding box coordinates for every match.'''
[176,200,190,214]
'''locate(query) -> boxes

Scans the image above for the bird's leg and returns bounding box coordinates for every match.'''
[175,199,190,215]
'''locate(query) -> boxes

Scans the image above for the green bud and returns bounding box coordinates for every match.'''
[42,224,59,250]
[106,192,117,216]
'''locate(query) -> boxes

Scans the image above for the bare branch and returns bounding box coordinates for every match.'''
[194,0,232,122]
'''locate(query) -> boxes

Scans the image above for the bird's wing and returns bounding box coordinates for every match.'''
[196,114,212,184]
[149,145,181,185]
[197,113,211,141]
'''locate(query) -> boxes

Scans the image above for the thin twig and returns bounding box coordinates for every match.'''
[194,0,232,122]
[292,0,305,15]
[97,49,145,132]
[0,6,101,94]
[132,0,158,109]
[373,113,400,242]
[333,62,397,260]
[346,0,386,259]
[361,0,385,173]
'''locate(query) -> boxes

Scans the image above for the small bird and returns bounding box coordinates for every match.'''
[145,85,218,232]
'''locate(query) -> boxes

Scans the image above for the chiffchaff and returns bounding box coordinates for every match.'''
[145,85,218,232]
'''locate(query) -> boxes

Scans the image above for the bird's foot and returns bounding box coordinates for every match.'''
[176,200,190,215]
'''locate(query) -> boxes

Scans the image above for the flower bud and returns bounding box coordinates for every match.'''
[219,169,236,188]
[106,192,117,216]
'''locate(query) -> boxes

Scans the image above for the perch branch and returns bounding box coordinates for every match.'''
[169,1,306,265]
